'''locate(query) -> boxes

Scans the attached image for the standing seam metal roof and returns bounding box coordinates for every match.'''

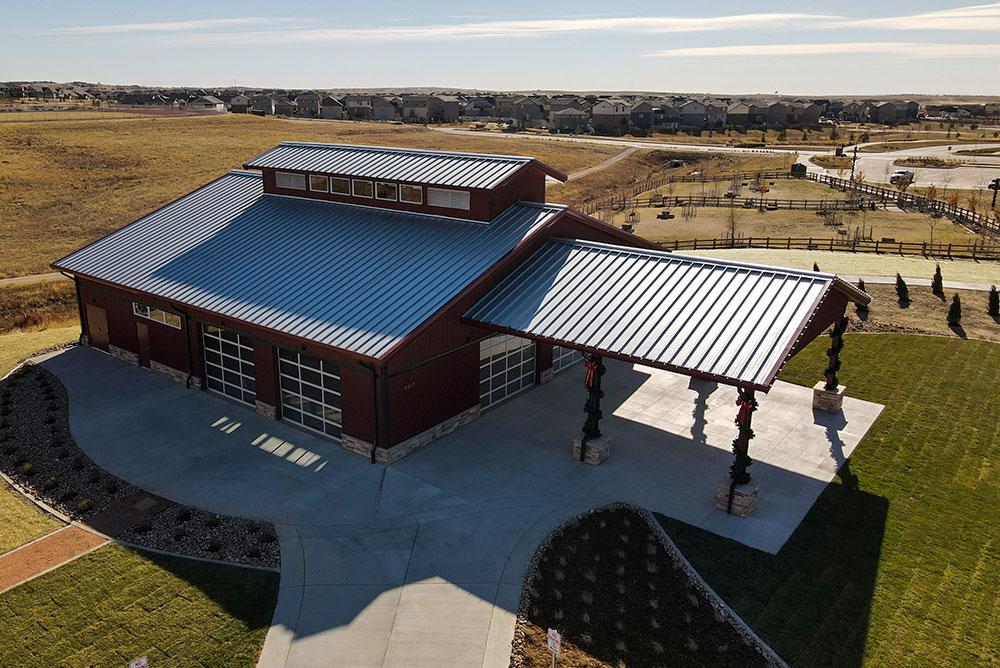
[53,170,564,359]
[464,238,849,389]
[244,141,567,189]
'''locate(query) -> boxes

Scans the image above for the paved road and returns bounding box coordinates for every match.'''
[0,272,68,288]
[41,346,880,668]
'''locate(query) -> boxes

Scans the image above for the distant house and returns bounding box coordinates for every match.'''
[371,96,396,121]
[548,107,589,134]
[727,102,750,130]
[229,94,250,113]
[437,95,463,123]
[766,102,787,128]
[188,95,226,112]
[251,95,276,115]
[344,95,373,120]
[630,101,655,131]
[869,101,895,125]
[320,96,344,119]
[463,97,494,118]
[273,97,295,116]
[652,105,681,131]
[512,97,545,128]
[295,92,322,118]
[591,99,630,134]
[705,103,727,130]
[549,96,584,114]
[903,101,920,120]
[402,96,443,123]
[786,102,821,128]
[840,101,866,123]
[679,100,707,130]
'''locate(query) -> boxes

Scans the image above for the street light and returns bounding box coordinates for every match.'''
[989,177,999,210]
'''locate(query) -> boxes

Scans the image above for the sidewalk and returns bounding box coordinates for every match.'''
[0,525,107,593]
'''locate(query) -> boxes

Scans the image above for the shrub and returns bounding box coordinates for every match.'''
[20,462,34,477]
[813,262,820,272]
[44,476,58,491]
[173,529,188,542]
[932,265,944,296]
[895,273,910,303]
[258,531,277,545]
[948,294,962,326]
[248,547,262,559]
[106,483,119,495]
[989,285,999,316]
[134,520,153,534]
[177,507,192,523]
[207,540,222,553]
[59,487,76,502]
[205,515,221,528]
[77,498,92,513]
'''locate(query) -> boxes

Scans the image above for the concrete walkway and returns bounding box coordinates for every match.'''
[0,525,107,594]
[41,347,882,668]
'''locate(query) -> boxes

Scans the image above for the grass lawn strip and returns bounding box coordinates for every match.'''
[0,543,278,668]
[512,504,783,668]
[852,284,1000,343]
[660,334,1000,668]
[683,248,1000,285]
[0,477,63,555]
[0,325,78,377]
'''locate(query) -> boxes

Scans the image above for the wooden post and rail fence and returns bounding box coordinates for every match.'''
[657,236,1000,261]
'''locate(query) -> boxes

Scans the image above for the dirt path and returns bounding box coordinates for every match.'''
[566,147,638,180]
[0,525,107,593]
[0,272,68,288]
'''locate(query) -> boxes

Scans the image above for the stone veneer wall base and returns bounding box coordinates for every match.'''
[340,405,482,464]
[108,344,139,366]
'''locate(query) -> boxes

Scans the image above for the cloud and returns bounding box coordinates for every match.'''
[846,2,1000,30]
[649,42,1000,58]
[42,17,302,35]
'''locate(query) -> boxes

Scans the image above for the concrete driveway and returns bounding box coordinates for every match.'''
[42,347,882,668]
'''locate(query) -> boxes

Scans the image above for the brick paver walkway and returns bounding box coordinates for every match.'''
[0,525,107,593]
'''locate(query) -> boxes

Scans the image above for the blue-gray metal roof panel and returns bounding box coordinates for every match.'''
[54,171,563,359]
[243,142,564,189]
[464,239,836,388]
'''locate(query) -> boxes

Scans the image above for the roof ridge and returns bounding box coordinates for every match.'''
[275,141,534,162]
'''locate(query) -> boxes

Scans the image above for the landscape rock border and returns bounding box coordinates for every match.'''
[0,360,279,568]
[509,501,788,668]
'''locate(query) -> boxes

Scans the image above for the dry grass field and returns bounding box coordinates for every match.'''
[614,203,981,245]
[0,114,626,279]
[0,280,77,333]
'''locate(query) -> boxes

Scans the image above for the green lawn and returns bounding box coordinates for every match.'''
[659,334,1000,668]
[0,544,277,667]
[0,325,79,376]
[0,481,63,555]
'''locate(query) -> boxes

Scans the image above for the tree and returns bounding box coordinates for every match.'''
[726,199,741,240]
[830,126,840,141]
[989,285,999,317]
[858,278,866,292]
[895,273,910,303]
[947,294,962,326]
[813,262,820,271]
[857,278,869,312]
[894,174,914,198]
[777,128,787,141]
[931,264,944,296]
[755,174,770,212]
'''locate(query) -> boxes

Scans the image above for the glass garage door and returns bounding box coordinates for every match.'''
[479,334,535,409]
[551,345,583,374]
[277,349,343,441]
[202,325,257,406]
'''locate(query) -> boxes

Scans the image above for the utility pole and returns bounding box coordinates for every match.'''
[990,177,999,210]
[850,144,858,182]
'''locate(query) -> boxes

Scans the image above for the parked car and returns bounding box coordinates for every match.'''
[889,169,915,184]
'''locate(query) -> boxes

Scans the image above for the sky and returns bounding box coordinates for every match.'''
[2,0,999,95]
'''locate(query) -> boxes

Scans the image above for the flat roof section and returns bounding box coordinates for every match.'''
[244,141,568,189]
[464,238,869,390]
[54,170,565,359]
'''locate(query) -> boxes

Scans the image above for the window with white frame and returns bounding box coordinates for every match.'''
[330,177,351,195]
[376,182,398,201]
[275,172,306,190]
[400,184,422,204]
[309,175,329,192]
[133,302,181,329]
[202,325,256,406]
[352,179,374,198]
[551,345,583,374]
[427,187,471,210]
[479,334,535,409]
[278,349,342,440]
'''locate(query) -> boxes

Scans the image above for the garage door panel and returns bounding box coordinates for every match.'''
[203,325,257,407]
[479,334,535,409]
[278,349,342,442]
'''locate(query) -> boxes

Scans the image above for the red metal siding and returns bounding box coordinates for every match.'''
[253,341,278,408]
[262,168,495,222]
[341,367,376,444]
[489,170,546,217]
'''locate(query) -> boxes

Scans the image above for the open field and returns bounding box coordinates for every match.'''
[614,203,981,246]
[0,326,79,376]
[0,481,63,556]
[0,110,148,123]
[0,543,277,667]
[810,155,853,169]
[0,279,77,333]
[0,114,625,278]
[860,138,1000,152]
[650,175,836,200]
[661,333,1000,668]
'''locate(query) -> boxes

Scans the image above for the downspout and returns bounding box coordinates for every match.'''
[380,366,391,459]
[170,303,195,389]
[61,272,85,344]
[359,361,381,464]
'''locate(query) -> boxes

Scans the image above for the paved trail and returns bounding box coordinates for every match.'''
[0,272,68,288]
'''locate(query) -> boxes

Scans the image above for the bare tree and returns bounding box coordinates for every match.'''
[726,199,741,240]
[755,173,770,212]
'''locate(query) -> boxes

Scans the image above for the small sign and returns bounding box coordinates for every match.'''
[128,658,148,668]
[547,628,561,655]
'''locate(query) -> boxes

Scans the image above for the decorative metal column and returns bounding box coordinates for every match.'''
[824,316,849,390]
[730,387,757,485]
[580,353,605,461]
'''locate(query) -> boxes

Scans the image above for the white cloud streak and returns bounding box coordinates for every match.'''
[844,2,1000,30]
[649,42,1000,58]
[43,17,302,35]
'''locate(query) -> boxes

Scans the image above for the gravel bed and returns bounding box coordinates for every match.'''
[0,362,279,569]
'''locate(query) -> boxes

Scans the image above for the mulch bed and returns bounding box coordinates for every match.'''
[0,362,278,568]
[510,504,784,668]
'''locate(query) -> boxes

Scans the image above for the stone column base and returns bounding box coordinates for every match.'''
[572,435,611,465]
[255,400,277,419]
[341,405,481,464]
[79,334,91,347]
[715,478,759,517]
[812,382,846,412]
[539,367,554,384]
